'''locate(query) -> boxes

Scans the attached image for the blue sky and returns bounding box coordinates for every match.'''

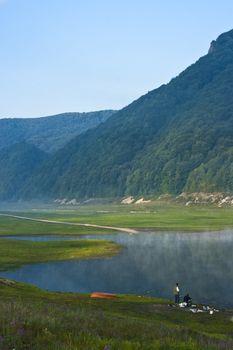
[0,0,233,118]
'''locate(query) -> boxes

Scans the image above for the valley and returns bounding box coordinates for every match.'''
[1,27,233,349]
[0,203,233,349]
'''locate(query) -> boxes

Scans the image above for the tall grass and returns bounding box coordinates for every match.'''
[0,281,232,349]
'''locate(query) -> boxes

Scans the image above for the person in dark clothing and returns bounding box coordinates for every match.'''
[183,293,192,307]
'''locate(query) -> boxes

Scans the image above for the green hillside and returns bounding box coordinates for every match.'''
[18,29,233,200]
[1,279,233,350]
[0,110,115,153]
[0,143,47,200]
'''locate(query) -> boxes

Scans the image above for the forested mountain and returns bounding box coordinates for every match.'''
[3,29,233,200]
[0,143,47,200]
[0,110,115,153]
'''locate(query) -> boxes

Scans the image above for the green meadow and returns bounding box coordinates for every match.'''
[4,201,233,232]
[0,215,111,236]
[0,238,120,271]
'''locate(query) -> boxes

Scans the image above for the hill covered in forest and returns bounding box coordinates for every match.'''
[0,110,115,153]
[0,142,47,200]
[2,29,233,200]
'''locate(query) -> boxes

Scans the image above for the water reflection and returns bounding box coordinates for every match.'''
[1,231,233,307]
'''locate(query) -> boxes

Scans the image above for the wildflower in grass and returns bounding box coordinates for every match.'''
[103,345,111,350]
[16,326,25,337]
[0,335,4,344]
[10,320,16,327]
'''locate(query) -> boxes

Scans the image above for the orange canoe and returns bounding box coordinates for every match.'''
[90,292,118,299]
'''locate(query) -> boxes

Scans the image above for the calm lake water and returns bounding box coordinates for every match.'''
[1,231,233,308]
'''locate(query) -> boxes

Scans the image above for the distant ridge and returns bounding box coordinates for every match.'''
[0,110,116,153]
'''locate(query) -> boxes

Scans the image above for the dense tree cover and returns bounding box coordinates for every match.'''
[0,143,47,200]
[127,63,233,195]
[0,111,115,153]
[2,29,233,200]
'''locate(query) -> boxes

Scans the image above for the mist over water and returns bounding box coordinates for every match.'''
[1,231,233,307]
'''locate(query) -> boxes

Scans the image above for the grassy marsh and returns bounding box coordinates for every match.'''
[0,215,111,236]
[4,202,233,232]
[0,238,120,271]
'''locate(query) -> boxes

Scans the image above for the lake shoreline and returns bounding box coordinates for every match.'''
[0,277,233,349]
[1,230,233,309]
